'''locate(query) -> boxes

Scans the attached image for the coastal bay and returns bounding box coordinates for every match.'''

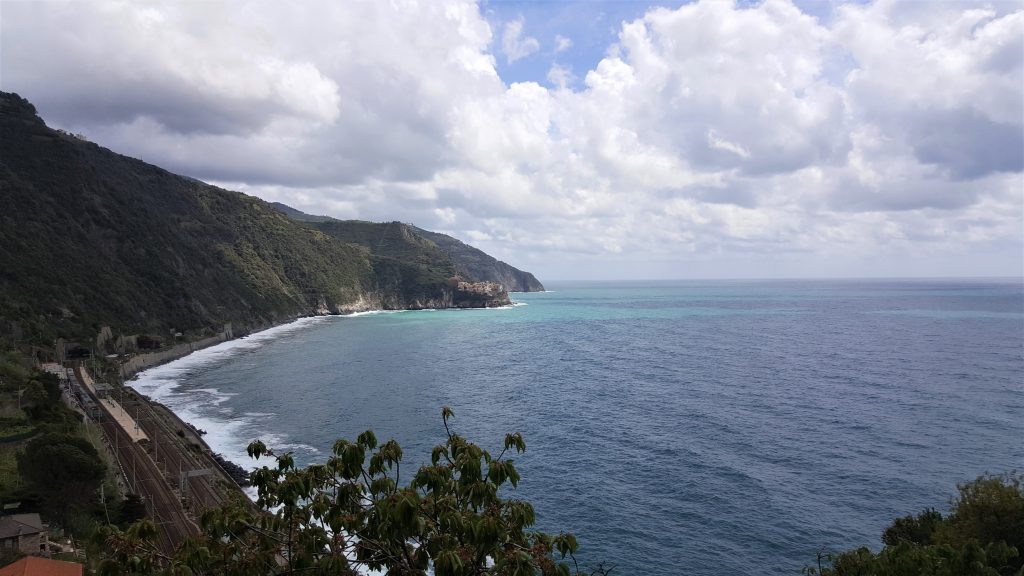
[128,279,1024,575]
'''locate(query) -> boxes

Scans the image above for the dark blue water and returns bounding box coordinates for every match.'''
[131,279,1024,575]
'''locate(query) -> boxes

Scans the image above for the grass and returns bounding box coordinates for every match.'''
[0,443,23,496]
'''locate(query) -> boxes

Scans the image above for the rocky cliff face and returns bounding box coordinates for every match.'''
[450,279,512,308]
[330,279,509,313]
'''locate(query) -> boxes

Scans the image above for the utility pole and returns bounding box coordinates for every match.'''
[100,484,110,525]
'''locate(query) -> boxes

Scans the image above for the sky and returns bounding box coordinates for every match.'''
[1,0,1022,281]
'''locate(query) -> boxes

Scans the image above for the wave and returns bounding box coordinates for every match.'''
[345,303,526,316]
[343,308,434,317]
[129,316,333,398]
[127,316,335,478]
[491,301,528,310]
[126,301,531,499]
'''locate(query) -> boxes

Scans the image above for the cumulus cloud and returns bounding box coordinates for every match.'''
[835,2,1024,181]
[546,63,575,90]
[1,0,1020,279]
[1,0,500,186]
[501,18,541,64]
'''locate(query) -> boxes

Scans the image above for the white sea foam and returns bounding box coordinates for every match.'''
[343,308,427,317]
[125,302,529,504]
[129,316,333,401]
[127,316,336,482]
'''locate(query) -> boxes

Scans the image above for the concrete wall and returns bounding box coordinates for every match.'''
[119,332,229,380]
[0,532,43,554]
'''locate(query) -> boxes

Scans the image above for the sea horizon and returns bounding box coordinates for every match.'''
[534,275,1024,284]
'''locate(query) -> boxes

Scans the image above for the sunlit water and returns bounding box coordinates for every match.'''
[130,279,1024,575]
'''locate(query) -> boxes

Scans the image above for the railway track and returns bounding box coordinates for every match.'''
[73,367,246,556]
[119,391,237,515]
[99,416,197,555]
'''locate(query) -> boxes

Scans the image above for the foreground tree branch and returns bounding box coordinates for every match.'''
[101,407,600,576]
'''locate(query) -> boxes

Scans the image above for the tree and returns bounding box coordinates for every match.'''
[17,433,106,525]
[93,519,165,576]
[807,473,1024,576]
[107,407,596,575]
[935,473,1024,556]
[118,493,149,527]
[881,508,943,546]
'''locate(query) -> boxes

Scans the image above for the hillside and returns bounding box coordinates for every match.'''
[410,226,544,292]
[269,204,545,292]
[0,92,510,347]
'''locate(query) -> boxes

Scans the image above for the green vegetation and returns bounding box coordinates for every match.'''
[0,444,22,494]
[412,226,545,292]
[0,352,127,540]
[0,91,530,351]
[18,433,106,526]
[809,473,1024,576]
[268,202,546,293]
[285,213,548,295]
[0,353,71,440]
[0,90,371,341]
[95,408,597,575]
[311,220,462,306]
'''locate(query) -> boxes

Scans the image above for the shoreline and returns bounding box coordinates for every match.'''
[123,316,331,474]
[121,298,531,382]
[119,315,305,382]
[121,301,529,497]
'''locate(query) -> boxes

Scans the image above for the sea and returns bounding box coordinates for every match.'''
[128,278,1024,575]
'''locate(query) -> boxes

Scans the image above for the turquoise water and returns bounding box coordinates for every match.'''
[131,279,1024,575]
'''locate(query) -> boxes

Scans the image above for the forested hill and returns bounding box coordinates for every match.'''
[409,226,544,292]
[0,91,516,345]
[269,203,545,293]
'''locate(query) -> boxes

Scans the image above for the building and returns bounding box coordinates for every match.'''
[0,556,83,576]
[92,382,114,399]
[0,515,46,555]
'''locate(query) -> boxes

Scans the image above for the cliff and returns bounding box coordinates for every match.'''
[268,204,545,293]
[411,226,545,292]
[0,91,509,346]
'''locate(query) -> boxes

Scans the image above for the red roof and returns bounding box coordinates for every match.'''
[0,557,83,576]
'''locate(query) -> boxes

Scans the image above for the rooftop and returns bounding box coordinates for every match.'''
[0,515,44,539]
[0,557,83,576]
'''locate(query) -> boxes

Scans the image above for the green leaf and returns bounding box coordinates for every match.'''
[247,440,268,459]
[357,429,378,449]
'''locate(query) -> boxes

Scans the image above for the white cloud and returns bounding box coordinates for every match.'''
[555,34,573,52]
[546,63,575,90]
[501,18,540,64]
[834,1,1023,179]
[1,0,1020,279]
[707,130,751,160]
